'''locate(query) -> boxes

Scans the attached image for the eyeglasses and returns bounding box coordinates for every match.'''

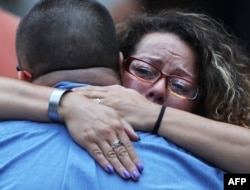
[123,57,200,100]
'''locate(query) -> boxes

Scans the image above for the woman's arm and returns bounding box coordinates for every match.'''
[75,85,250,173]
[0,76,52,121]
[159,107,250,173]
[0,76,142,180]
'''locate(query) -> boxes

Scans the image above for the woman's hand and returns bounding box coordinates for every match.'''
[58,92,143,180]
[73,85,161,132]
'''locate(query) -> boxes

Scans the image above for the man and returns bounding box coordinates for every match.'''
[0,0,224,189]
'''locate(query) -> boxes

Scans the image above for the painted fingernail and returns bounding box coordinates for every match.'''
[132,170,140,180]
[106,164,114,173]
[137,134,141,141]
[136,162,144,172]
[122,170,131,179]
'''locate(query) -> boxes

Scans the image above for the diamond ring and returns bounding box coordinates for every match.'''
[111,140,124,149]
[93,98,101,104]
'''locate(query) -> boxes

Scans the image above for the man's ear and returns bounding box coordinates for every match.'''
[18,70,32,82]
[119,52,124,75]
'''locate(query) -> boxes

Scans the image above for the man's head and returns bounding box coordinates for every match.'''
[16,0,120,82]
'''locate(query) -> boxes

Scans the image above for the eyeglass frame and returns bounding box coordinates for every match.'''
[122,56,201,100]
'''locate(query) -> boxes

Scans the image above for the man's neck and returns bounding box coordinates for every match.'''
[32,68,121,87]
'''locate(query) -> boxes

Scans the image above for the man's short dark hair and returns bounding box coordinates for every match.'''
[16,0,120,80]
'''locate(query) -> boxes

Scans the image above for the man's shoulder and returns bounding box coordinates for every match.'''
[133,132,224,188]
[54,81,89,89]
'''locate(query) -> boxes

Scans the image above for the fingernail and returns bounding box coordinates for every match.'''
[122,170,131,179]
[136,162,144,172]
[106,164,114,173]
[132,170,140,180]
[136,134,141,141]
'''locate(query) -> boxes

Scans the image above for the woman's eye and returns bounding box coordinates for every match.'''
[134,67,155,79]
[170,80,190,95]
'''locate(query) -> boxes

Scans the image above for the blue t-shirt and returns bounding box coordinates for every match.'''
[0,81,225,189]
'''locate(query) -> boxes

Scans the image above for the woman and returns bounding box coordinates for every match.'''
[76,9,250,173]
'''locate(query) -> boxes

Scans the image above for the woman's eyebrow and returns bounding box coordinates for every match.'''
[139,56,197,80]
[173,67,195,80]
[142,57,164,65]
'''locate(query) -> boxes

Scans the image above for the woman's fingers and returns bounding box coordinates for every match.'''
[99,140,140,180]
[115,129,144,177]
[98,122,143,180]
[120,118,139,141]
[84,131,143,180]
[85,142,115,173]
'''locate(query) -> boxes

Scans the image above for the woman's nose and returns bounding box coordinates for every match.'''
[145,78,168,105]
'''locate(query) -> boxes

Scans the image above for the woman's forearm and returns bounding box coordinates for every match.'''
[159,107,250,173]
[0,76,52,121]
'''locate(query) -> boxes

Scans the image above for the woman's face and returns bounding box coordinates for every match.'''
[121,32,199,112]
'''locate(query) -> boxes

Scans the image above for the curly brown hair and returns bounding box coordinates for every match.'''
[116,9,250,128]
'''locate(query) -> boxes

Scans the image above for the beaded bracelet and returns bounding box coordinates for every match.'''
[152,105,167,134]
[48,89,71,122]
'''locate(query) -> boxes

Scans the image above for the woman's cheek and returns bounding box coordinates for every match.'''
[122,75,148,95]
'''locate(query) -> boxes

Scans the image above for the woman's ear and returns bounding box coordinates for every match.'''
[18,70,32,82]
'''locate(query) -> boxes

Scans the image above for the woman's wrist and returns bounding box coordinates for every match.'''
[57,91,75,123]
[57,91,89,124]
[152,105,167,134]
[134,103,162,132]
[48,89,71,122]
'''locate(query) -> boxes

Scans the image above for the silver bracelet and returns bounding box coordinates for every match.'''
[48,89,71,122]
